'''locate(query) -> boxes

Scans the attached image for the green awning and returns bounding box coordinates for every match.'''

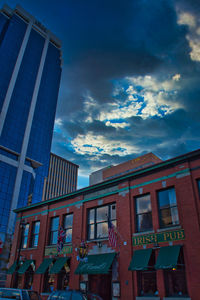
[35,258,54,274]
[75,253,116,275]
[155,245,181,269]
[49,257,69,274]
[7,261,17,274]
[128,248,152,271]
[18,260,34,274]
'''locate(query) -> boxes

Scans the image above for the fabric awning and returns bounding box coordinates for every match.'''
[75,253,116,275]
[155,245,181,269]
[7,261,17,274]
[49,257,69,274]
[35,258,54,274]
[128,248,152,271]
[18,259,34,274]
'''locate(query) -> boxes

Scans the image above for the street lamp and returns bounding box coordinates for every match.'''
[13,221,27,288]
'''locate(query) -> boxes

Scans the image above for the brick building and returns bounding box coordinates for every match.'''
[6,149,200,300]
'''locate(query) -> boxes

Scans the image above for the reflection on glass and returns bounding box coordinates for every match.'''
[88,224,94,239]
[89,209,95,224]
[135,194,152,232]
[111,204,116,220]
[158,188,179,228]
[137,213,153,232]
[65,228,72,243]
[96,206,108,222]
[136,194,151,214]
[97,222,108,238]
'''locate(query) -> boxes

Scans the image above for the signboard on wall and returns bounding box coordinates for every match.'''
[45,245,72,256]
[133,229,185,246]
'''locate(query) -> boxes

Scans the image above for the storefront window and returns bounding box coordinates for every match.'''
[30,221,40,248]
[49,217,59,245]
[157,188,179,228]
[135,194,152,232]
[43,272,55,293]
[21,224,29,249]
[137,251,157,296]
[57,261,70,290]
[24,266,34,289]
[164,248,188,296]
[87,204,116,240]
[63,214,73,243]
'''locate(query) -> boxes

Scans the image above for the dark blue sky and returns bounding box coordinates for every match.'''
[3,0,200,188]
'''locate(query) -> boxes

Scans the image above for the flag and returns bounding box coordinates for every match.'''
[108,217,117,248]
[57,226,65,253]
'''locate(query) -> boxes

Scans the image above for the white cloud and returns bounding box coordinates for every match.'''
[55,118,63,126]
[177,9,200,62]
[172,74,181,81]
[177,12,196,28]
[71,133,139,156]
[105,121,129,129]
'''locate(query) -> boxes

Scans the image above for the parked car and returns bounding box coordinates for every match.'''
[0,288,41,300]
[47,290,103,300]
[47,290,87,300]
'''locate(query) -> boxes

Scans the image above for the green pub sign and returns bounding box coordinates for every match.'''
[133,229,185,246]
[45,245,73,256]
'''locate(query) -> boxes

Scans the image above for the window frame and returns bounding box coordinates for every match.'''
[87,203,116,241]
[135,193,153,233]
[49,217,59,245]
[30,221,40,248]
[63,214,73,244]
[157,187,179,229]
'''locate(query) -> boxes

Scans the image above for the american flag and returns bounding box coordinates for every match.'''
[108,217,117,248]
[57,226,65,253]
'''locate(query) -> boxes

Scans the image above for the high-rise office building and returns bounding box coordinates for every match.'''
[42,153,79,201]
[0,3,62,246]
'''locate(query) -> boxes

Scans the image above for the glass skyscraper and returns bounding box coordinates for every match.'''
[0,4,62,245]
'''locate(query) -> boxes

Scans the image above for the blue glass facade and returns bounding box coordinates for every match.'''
[0,5,62,239]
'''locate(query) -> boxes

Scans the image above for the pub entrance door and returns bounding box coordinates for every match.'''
[88,274,112,300]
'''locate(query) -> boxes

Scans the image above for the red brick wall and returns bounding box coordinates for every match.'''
[103,152,162,180]
[6,152,200,300]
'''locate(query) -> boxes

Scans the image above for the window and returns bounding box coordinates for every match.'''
[164,248,188,296]
[197,179,200,196]
[30,221,40,248]
[135,194,153,232]
[63,214,73,243]
[157,188,179,228]
[49,217,59,245]
[138,251,157,296]
[21,224,29,249]
[87,203,116,240]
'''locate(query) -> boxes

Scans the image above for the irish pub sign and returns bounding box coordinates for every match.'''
[133,229,185,246]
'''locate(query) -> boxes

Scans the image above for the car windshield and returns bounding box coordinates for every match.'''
[0,289,21,300]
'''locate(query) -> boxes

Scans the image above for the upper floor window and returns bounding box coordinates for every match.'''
[87,203,116,240]
[63,214,73,243]
[197,179,200,196]
[157,187,179,228]
[49,217,59,245]
[30,221,40,248]
[21,224,29,249]
[135,194,153,233]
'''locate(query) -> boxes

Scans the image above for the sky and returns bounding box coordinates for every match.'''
[2,0,200,188]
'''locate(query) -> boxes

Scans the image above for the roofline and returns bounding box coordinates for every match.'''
[15,148,200,213]
[50,152,79,168]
